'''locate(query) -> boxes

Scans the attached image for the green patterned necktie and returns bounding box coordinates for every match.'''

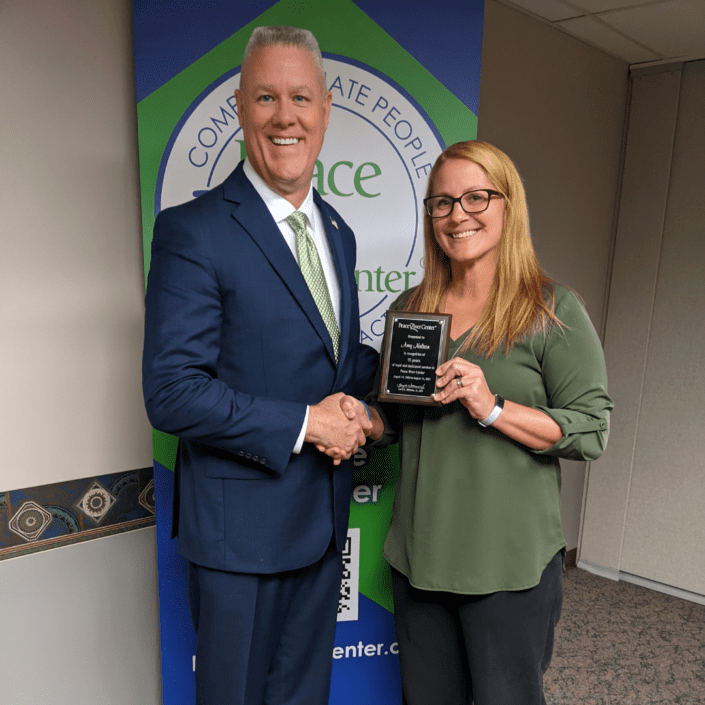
[286,210,340,361]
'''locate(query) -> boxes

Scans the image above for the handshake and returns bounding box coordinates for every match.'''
[305,393,383,465]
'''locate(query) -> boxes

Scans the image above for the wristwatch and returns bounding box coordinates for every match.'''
[478,394,504,427]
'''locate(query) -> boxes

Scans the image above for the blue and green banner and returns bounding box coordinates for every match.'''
[133,1,483,702]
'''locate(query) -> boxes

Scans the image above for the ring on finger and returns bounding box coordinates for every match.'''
[457,377,463,388]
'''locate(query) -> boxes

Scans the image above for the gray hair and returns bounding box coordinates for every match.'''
[243,26,325,76]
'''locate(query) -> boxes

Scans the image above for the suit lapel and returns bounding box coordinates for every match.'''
[223,165,338,365]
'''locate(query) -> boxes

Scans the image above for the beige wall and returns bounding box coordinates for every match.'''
[1,0,152,492]
[478,0,628,549]
[580,61,705,599]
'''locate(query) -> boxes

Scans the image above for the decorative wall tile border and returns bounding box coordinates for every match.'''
[0,467,155,561]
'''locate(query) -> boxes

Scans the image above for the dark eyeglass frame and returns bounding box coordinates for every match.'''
[423,189,504,218]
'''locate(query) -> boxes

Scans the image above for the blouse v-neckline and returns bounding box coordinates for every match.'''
[449,326,474,348]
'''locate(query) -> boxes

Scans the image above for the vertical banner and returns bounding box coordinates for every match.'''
[133,1,483,702]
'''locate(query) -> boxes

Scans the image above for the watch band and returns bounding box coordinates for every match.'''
[478,394,504,427]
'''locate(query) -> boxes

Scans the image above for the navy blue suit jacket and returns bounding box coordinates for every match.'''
[143,162,377,574]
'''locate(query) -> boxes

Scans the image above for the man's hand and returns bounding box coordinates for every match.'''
[317,396,386,463]
[341,396,385,441]
[305,393,371,465]
[340,395,370,427]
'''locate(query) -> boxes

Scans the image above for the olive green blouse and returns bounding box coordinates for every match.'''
[376,285,612,595]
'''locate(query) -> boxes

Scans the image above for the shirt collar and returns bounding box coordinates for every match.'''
[243,158,315,226]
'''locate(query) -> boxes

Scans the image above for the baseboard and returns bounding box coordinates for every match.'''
[619,571,705,606]
[577,559,620,581]
[577,559,705,605]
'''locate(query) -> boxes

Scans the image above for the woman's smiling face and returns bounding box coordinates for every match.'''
[431,158,505,268]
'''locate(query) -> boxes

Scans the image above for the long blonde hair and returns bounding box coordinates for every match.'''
[403,140,563,356]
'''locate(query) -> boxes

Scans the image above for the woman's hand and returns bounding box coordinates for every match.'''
[434,358,563,450]
[433,358,496,421]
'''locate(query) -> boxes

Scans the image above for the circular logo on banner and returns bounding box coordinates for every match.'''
[158,57,444,349]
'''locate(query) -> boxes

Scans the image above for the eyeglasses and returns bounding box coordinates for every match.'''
[423,189,504,218]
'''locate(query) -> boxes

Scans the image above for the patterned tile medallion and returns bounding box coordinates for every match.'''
[9,501,53,542]
[75,481,117,525]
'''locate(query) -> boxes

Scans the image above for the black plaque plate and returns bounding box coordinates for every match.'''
[378,311,451,405]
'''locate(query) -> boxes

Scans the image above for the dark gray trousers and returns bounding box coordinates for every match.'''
[391,550,564,705]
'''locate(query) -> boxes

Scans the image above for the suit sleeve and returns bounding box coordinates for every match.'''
[142,206,306,476]
[355,343,379,398]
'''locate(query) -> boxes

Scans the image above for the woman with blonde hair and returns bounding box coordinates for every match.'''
[354,140,612,704]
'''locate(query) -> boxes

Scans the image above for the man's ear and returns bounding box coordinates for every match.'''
[235,89,243,127]
[322,91,332,130]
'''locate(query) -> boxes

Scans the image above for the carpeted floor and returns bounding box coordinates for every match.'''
[544,567,705,704]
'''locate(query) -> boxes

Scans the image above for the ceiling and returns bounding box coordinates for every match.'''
[497,0,705,67]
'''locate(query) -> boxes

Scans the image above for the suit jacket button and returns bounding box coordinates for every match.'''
[252,456,259,462]
[260,458,267,464]
[238,450,244,456]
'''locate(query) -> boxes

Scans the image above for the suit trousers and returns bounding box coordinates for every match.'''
[187,541,343,705]
[391,550,564,705]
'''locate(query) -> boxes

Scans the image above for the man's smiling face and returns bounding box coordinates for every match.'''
[235,43,332,208]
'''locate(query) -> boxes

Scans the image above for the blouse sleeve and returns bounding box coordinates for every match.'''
[531,289,613,461]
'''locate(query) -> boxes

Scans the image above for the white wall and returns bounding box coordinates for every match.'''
[2,1,159,702]
[0,528,161,705]
[1,0,152,492]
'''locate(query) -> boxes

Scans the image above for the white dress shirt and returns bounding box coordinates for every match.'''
[242,159,342,454]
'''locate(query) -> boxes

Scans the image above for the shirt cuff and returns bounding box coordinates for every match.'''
[293,406,309,455]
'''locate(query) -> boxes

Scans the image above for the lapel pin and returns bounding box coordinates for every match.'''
[330,217,338,230]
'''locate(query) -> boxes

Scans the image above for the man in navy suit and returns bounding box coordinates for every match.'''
[143,25,377,705]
